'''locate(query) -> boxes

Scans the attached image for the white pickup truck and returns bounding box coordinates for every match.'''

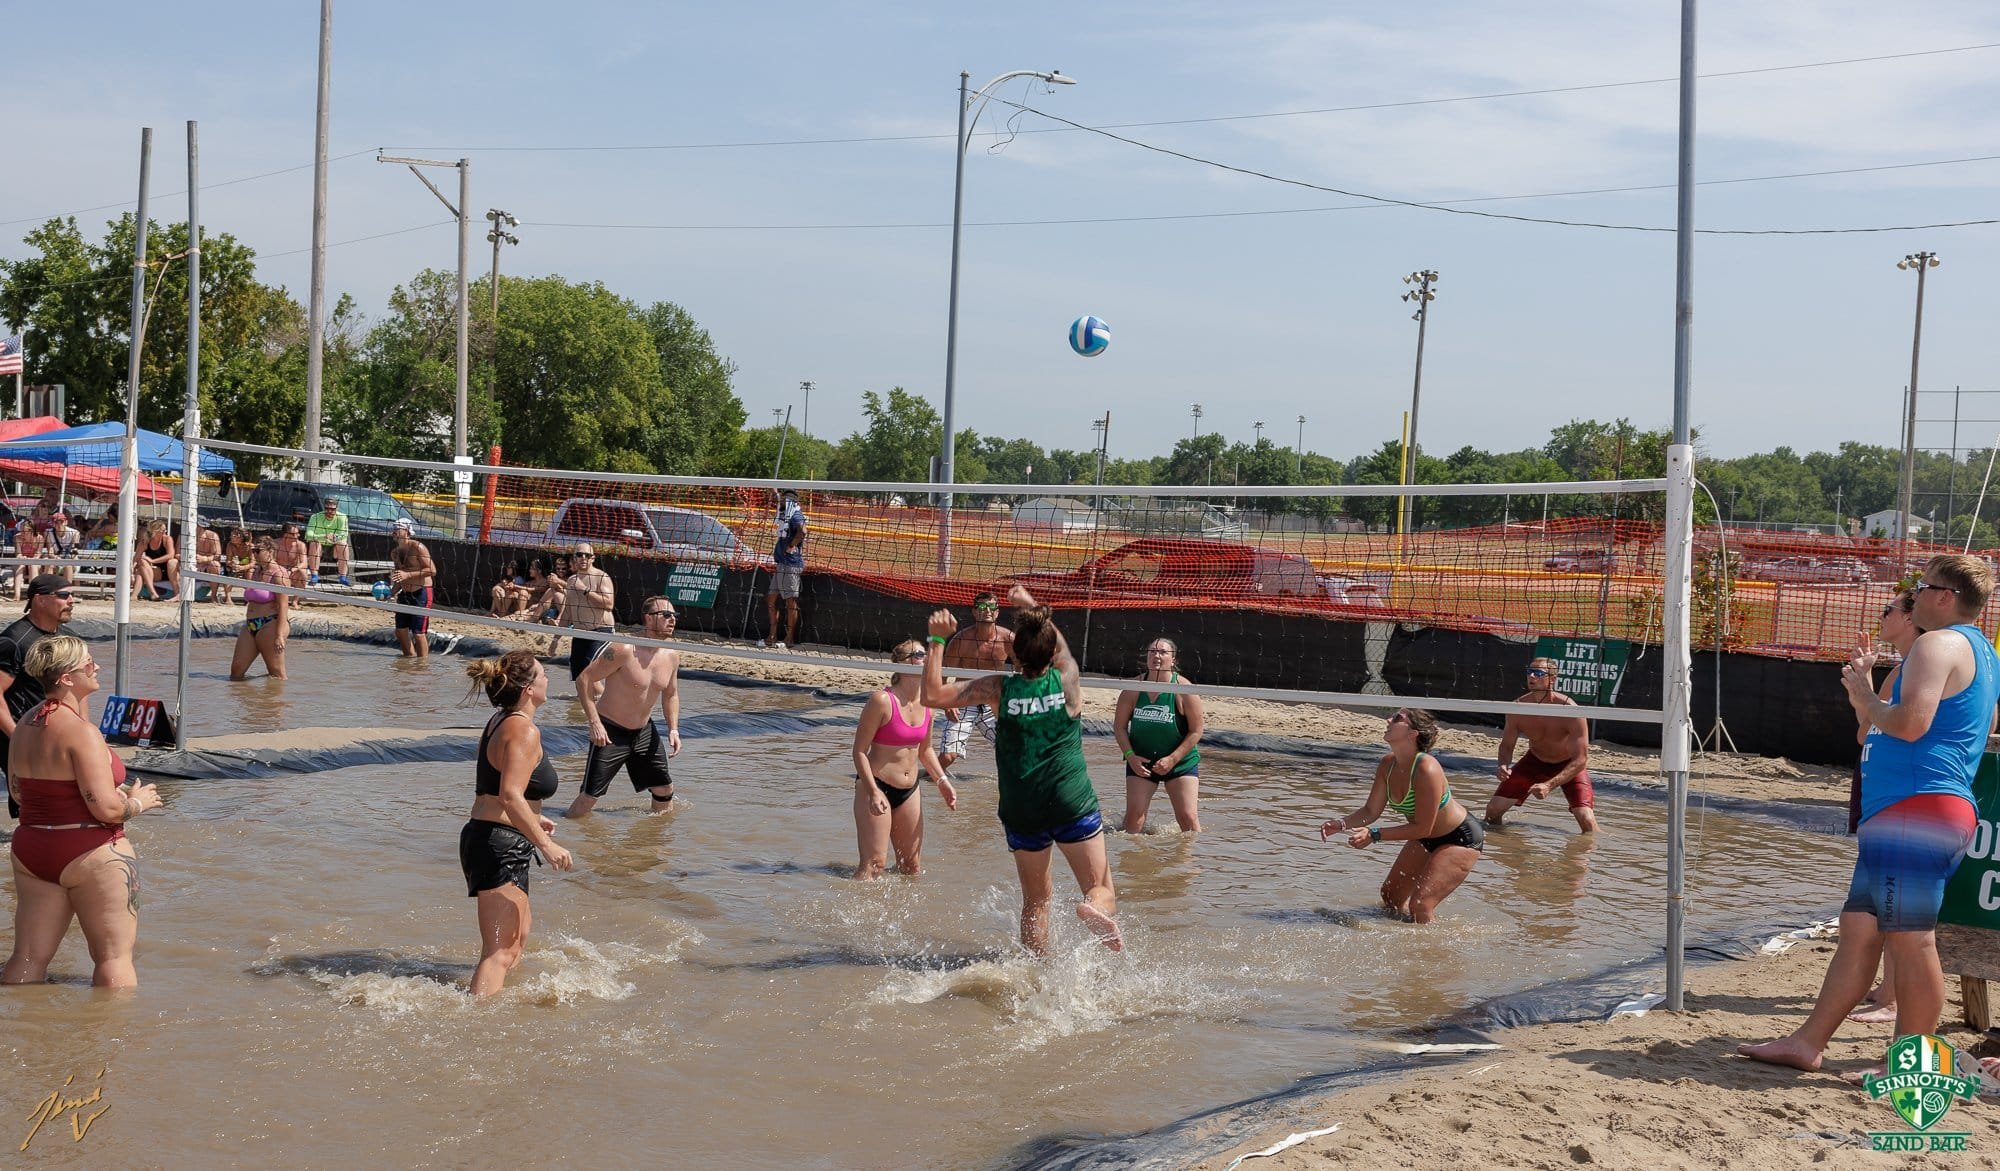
[488,498,770,566]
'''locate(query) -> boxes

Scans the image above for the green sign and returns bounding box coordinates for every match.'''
[1531,636,1630,706]
[665,562,722,609]
[1863,1034,1976,1150]
[1939,753,2000,929]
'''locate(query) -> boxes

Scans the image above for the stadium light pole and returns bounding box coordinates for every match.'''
[485,209,518,317]
[1400,269,1438,536]
[1896,251,1940,551]
[1191,402,1202,439]
[940,67,1076,574]
[1296,414,1306,476]
[378,152,471,537]
[303,0,331,484]
[1253,420,1264,445]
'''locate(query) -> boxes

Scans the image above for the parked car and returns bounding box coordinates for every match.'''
[1001,538,1375,608]
[487,498,767,566]
[199,480,444,539]
[1743,555,1869,584]
[1543,549,1619,573]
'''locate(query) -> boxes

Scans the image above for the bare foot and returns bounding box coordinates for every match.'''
[1737,1037,1823,1071]
[1076,902,1122,952]
[1846,1002,1898,1024]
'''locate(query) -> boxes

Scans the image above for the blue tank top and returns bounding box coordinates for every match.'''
[1859,622,1999,822]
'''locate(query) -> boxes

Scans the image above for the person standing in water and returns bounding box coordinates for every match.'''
[1114,638,1204,833]
[924,586,1119,953]
[1320,707,1484,923]
[852,639,957,878]
[1486,658,1598,833]
[936,591,1014,771]
[565,597,684,819]
[461,650,572,996]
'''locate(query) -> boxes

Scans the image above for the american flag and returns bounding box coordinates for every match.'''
[0,335,21,377]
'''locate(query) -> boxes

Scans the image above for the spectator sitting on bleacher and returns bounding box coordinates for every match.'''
[135,519,179,601]
[224,528,255,600]
[305,496,351,586]
[489,558,533,618]
[11,524,40,602]
[274,522,311,588]
[46,514,79,583]
[194,522,225,603]
[83,506,119,550]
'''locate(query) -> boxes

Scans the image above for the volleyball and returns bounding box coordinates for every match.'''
[372,581,392,601]
[1068,315,1110,358]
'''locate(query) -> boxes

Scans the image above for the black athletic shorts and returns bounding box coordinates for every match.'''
[459,818,540,896]
[581,716,674,799]
[568,626,614,680]
[395,587,432,634]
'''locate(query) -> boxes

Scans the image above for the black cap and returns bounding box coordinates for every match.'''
[24,573,72,602]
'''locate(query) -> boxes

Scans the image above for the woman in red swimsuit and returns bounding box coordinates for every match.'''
[851,639,956,879]
[4,636,162,988]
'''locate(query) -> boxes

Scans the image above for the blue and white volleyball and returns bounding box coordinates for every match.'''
[1068,315,1110,358]
[372,581,393,601]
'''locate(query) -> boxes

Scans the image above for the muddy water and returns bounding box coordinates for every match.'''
[1,639,1852,1168]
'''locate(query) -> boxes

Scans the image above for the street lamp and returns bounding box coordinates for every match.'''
[939,67,1077,574]
[1896,251,1940,548]
[378,152,472,536]
[1191,402,1203,439]
[1400,269,1438,535]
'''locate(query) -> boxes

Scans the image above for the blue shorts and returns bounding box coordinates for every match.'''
[1004,809,1104,853]
[1841,793,1977,932]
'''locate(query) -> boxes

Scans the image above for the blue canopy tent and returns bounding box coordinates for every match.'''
[1,421,235,477]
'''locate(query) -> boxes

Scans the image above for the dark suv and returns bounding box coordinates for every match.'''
[202,480,442,537]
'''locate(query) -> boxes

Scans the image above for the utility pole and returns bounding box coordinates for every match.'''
[377,153,471,535]
[1896,251,1940,551]
[303,0,332,483]
[1400,269,1438,536]
[485,209,518,317]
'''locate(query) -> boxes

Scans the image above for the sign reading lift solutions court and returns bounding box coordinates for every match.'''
[1939,755,2000,930]
[665,562,722,609]
[1531,636,1630,706]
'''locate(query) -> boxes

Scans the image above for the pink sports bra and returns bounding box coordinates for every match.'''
[243,587,276,604]
[871,689,932,748]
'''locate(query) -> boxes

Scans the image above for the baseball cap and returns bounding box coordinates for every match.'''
[25,573,73,601]
[392,518,412,531]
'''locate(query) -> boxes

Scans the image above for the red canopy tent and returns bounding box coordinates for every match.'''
[0,416,170,503]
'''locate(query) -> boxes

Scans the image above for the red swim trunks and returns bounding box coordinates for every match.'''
[1497,754,1594,809]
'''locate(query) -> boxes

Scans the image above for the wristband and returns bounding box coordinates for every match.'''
[1368,827,1381,843]
[1122,749,1136,759]
[928,635,948,646]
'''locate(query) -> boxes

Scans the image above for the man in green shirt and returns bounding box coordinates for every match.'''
[304,496,351,586]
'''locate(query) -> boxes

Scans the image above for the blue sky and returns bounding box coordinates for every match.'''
[7,1,1999,466]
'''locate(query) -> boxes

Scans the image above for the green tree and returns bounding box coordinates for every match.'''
[642,300,745,475]
[0,214,305,474]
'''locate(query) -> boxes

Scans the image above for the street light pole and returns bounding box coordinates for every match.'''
[1897,251,1940,550]
[1191,402,1202,439]
[1400,269,1438,535]
[1253,420,1264,445]
[939,67,1076,575]
[800,380,813,440]
[1296,414,1306,477]
[485,209,518,318]
[303,0,332,484]
[378,152,472,536]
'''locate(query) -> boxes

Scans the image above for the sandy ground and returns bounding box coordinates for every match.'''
[114,597,1989,1166]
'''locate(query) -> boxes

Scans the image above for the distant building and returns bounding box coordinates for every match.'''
[1861,509,1931,540]
[1012,496,1101,532]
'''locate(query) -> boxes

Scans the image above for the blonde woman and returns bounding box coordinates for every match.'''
[135,519,179,600]
[4,636,163,988]
[852,639,957,878]
[228,538,290,681]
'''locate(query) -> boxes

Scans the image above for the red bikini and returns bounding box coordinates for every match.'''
[9,705,129,884]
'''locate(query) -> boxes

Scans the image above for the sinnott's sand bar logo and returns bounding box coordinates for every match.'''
[1863,1034,1975,1152]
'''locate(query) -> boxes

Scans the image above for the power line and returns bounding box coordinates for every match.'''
[0,148,378,230]
[519,153,2000,232]
[4,220,451,294]
[1002,100,2000,236]
[376,41,2000,153]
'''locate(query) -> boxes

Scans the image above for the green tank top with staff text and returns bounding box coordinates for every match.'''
[995,669,1099,831]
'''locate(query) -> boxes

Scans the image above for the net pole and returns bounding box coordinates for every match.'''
[113,127,151,697]
[174,121,200,754]
[1663,0,1698,1013]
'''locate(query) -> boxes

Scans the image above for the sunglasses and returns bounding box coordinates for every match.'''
[645,610,678,619]
[45,591,77,601]
[894,651,928,663]
[1915,581,1961,597]
[1526,668,1551,677]
[973,605,999,613]
[1387,712,1410,725]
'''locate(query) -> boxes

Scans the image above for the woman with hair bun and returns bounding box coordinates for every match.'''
[460,649,572,995]
[924,586,1120,953]
[851,639,957,879]
[1319,707,1483,923]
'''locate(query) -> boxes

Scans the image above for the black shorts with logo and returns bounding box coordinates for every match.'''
[581,716,674,799]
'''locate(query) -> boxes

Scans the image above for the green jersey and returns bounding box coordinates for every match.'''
[1127,676,1197,776]
[305,510,350,545]
[995,669,1098,831]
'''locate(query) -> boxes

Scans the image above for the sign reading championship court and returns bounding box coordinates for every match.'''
[665,563,722,609]
[1531,636,1630,706]
[1939,753,2000,931]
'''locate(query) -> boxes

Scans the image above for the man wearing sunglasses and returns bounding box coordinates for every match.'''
[566,596,684,818]
[936,591,1015,771]
[0,575,79,820]
[1486,656,1597,833]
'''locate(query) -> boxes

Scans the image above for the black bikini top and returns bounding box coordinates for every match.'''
[475,711,559,801]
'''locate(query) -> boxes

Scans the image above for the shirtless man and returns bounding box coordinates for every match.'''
[936,591,1015,771]
[388,519,437,658]
[565,596,683,818]
[193,522,225,602]
[273,522,310,587]
[563,544,616,692]
[1486,657,1598,832]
